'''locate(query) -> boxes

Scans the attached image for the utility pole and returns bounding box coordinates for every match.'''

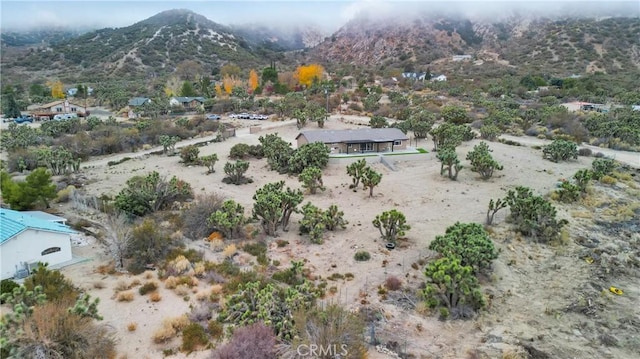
[324,87,329,122]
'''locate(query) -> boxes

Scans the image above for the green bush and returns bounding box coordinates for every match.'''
[428,222,498,272]
[114,171,193,216]
[591,158,615,179]
[243,242,267,257]
[180,145,200,165]
[466,142,503,180]
[138,281,158,295]
[542,139,578,162]
[181,323,209,353]
[0,279,19,303]
[208,320,224,340]
[555,180,581,202]
[505,186,568,242]
[229,143,251,159]
[423,257,485,319]
[354,251,371,261]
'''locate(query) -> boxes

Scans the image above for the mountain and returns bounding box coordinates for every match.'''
[311,14,640,76]
[1,28,88,47]
[230,23,328,51]
[2,9,265,82]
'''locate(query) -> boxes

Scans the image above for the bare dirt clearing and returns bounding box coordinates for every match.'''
[59,116,640,358]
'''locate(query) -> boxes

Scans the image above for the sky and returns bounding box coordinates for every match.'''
[1,0,638,32]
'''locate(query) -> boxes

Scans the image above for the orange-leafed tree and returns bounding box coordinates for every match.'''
[248,69,259,92]
[215,84,224,97]
[295,64,325,87]
[223,75,234,95]
[47,80,65,99]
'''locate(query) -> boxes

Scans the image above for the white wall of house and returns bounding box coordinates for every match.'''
[1,229,73,280]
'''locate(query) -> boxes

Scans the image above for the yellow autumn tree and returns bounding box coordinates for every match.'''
[47,80,65,99]
[215,84,224,97]
[248,69,259,92]
[223,75,234,95]
[294,64,324,87]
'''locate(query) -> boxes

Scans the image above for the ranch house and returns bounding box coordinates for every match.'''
[296,128,409,154]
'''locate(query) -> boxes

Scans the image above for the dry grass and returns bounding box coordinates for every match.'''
[193,262,205,277]
[211,284,223,295]
[127,322,137,332]
[143,270,156,280]
[195,290,209,301]
[600,175,617,185]
[175,284,190,296]
[116,291,134,302]
[167,255,192,276]
[503,349,527,359]
[130,278,141,287]
[209,238,224,252]
[223,244,237,258]
[149,291,162,302]
[114,280,131,292]
[164,276,179,289]
[93,281,106,289]
[96,263,116,275]
[152,315,190,344]
[570,210,593,219]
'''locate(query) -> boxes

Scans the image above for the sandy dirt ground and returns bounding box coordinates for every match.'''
[55,116,639,359]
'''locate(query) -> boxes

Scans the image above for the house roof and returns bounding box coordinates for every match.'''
[0,209,77,244]
[129,97,150,106]
[296,128,409,144]
[172,97,205,103]
[22,211,67,223]
[39,100,84,109]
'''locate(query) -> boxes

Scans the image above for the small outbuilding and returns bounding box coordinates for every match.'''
[296,128,409,154]
[0,209,77,280]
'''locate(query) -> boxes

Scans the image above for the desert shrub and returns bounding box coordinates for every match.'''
[138,281,158,295]
[555,180,581,202]
[428,222,498,271]
[182,194,226,240]
[127,322,138,331]
[287,141,330,174]
[466,141,503,180]
[117,291,134,302]
[423,257,485,320]
[573,169,592,193]
[578,148,592,157]
[127,219,179,274]
[208,199,246,239]
[24,264,78,302]
[276,239,289,247]
[0,279,19,303]
[208,320,224,340]
[385,276,402,291]
[114,171,194,216]
[242,241,267,257]
[180,145,200,165]
[354,251,371,261]
[181,323,209,353]
[479,124,501,141]
[287,305,366,358]
[299,202,326,244]
[591,158,616,179]
[229,143,251,159]
[149,292,162,302]
[218,281,317,341]
[2,298,116,359]
[600,175,617,184]
[504,186,568,242]
[542,139,578,162]
[211,322,276,359]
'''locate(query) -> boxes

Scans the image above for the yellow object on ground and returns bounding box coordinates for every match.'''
[609,286,623,295]
[585,257,594,264]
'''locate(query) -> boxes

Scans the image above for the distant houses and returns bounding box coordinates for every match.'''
[401,72,428,81]
[128,97,151,107]
[430,74,447,82]
[169,96,205,110]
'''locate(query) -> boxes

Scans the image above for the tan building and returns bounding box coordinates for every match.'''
[31,100,87,119]
[296,128,409,154]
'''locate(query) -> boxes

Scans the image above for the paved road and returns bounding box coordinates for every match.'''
[499,134,640,168]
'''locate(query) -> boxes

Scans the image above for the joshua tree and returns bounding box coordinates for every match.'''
[207,200,245,239]
[372,209,410,243]
[466,142,503,180]
[437,148,463,180]
[361,167,382,197]
[200,154,219,174]
[223,160,250,185]
[486,198,507,225]
[298,167,325,194]
[346,159,367,190]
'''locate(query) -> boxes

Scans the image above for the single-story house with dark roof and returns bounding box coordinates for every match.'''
[128,97,151,107]
[0,209,77,280]
[169,96,205,109]
[296,128,409,154]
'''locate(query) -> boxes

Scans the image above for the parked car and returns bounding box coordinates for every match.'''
[206,114,221,120]
[238,113,251,119]
[14,115,34,124]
